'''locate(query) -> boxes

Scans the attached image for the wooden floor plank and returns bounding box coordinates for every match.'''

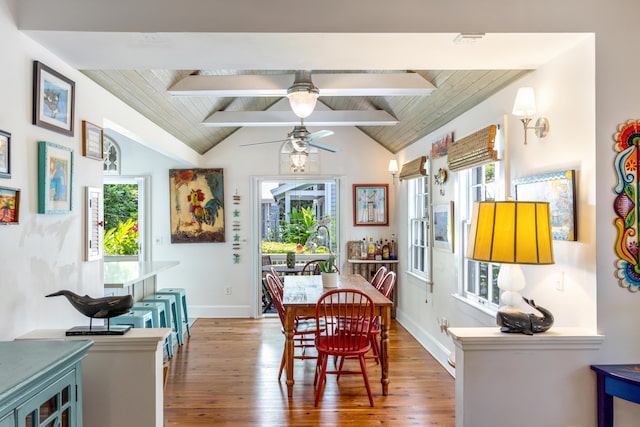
[164,318,455,426]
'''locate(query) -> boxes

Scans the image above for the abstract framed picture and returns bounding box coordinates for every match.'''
[169,168,225,243]
[33,61,75,136]
[513,169,577,241]
[433,201,454,252]
[0,186,20,225]
[0,130,10,178]
[38,141,74,214]
[353,184,388,226]
[82,120,104,160]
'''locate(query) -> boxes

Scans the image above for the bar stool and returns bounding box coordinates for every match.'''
[131,301,174,358]
[110,310,153,328]
[156,288,191,338]
[143,294,183,345]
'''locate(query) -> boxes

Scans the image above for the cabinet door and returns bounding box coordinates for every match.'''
[17,370,77,427]
[0,412,15,427]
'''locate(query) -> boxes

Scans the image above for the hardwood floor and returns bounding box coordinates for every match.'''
[164,318,455,426]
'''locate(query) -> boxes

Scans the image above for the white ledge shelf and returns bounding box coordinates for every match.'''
[448,327,604,351]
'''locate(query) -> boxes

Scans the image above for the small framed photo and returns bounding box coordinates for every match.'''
[433,201,454,252]
[33,61,75,136]
[0,186,20,225]
[353,184,389,226]
[38,141,74,214]
[0,130,10,179]
[82,120,104,160]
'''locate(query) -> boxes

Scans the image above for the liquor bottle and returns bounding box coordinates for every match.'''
[360,238,367,259]
[367,237,375,260]
[382,239,390,260]
[375,239,382,260]
[390,234,397,260]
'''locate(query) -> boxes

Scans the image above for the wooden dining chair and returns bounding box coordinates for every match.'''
[302,259,340,275]
[369,271,397,363]
[265,273,318,380]
[313,289,376,407]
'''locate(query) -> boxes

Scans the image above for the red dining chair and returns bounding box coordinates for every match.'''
[369,271,397,363]
[265,273,318,380]
[370,266,388,290]
[313,289,376,407]
[302,259,341,275]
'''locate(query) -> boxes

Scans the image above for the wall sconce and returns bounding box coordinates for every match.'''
[388,159,399,183]
[512,87,550,145]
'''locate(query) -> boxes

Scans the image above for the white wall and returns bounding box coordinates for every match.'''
[394,36,597,370]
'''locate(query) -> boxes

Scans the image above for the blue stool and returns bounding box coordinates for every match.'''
[143,294,183,345]
[110,310,153,328]
[131,301,174,358]
[156,288,191,338]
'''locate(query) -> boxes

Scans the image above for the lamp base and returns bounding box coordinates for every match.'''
[496,297,554,335]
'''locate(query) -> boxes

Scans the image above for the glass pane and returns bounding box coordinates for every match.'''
[491,265,501,305]
[62,408,69,427]
[25,412,34,426]
[479,263,489,299]
[103,183,139,256]
[61,385,69,405]
[466,261,476,293]
[40,395,57,423]
[484,163,495,183]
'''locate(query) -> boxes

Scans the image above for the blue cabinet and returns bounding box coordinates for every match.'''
[0,340,92,427]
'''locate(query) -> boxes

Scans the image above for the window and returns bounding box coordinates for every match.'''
[460,162,501,310]
[103,135,120,175]
[408,176,430,278]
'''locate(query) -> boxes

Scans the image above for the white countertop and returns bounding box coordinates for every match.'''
[103,260,179,288]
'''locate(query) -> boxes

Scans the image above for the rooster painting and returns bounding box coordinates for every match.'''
[169,168,225,243]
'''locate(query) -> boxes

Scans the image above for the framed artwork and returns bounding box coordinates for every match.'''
[38,141,73,214]
[0,130,10,178]
[0,186,20,225]
[82,120,104,160]
[431,132,454,159]
[169,168,225,243]
[33,61,75,136]
[433,201,454,252]
[353,184,388,226]
[513,169,577,241]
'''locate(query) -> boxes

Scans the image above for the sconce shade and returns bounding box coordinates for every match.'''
[388,159,399,174]
[512,87,537,117]
[467,201,555,265]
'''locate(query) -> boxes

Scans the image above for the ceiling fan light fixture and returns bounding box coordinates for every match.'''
[287,70,319,119]
[290,150,309,172]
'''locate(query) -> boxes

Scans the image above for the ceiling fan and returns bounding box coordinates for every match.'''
[240,118,338,153]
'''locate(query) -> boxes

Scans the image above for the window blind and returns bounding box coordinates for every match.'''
[447,125,499,172]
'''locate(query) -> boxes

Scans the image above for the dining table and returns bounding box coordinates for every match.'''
[261,263,305,275]
[282,274,393,398]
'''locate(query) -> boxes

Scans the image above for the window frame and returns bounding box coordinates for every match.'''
[408,174,431,280]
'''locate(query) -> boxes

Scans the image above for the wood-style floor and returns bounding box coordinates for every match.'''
[164,318,455,426]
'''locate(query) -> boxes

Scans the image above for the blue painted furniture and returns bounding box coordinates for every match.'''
[156,287,191,339]
[591,364,640,427]
[109,310,153,328]
[143,294,183,345]
[131,301,174,358]
[0,340,92,427]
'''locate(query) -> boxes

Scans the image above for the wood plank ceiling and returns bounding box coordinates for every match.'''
[82,69,530,155]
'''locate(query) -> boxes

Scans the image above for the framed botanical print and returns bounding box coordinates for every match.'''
[33,61,75,136]
[0,130,10,178]
[38,141,74,214]
[82,120,104,160]
[353,184,389,226]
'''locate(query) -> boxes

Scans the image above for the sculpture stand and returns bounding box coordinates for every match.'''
[65,325,131,336]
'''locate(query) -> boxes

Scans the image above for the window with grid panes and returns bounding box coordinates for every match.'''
[461,163,501,309]
[408,176,430,278]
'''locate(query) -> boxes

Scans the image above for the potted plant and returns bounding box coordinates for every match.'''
[319,255,338,288]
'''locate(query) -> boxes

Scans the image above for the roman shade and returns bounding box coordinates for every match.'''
[447,125,499,172]
[399,156,427,180]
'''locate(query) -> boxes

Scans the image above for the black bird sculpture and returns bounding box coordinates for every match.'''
[46,290,133,330]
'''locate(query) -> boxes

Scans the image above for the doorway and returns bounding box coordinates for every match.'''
[255,177,340,316]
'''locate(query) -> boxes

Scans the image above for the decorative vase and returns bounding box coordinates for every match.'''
[286,252,296,268]
[321,272,338,288]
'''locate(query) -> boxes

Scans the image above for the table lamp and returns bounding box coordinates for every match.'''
[467,201,555,334]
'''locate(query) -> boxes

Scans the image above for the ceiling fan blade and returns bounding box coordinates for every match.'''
[308,140,340,153]
[239,138,289,147]
[307,130,334,140]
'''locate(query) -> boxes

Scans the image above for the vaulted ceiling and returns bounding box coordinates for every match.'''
[17,3,588,156]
